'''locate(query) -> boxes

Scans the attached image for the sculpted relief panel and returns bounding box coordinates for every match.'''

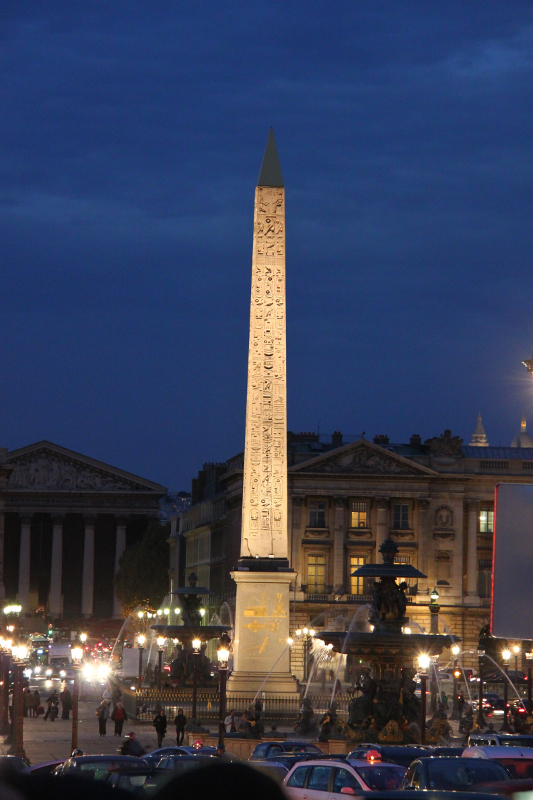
[8,451,141,492]
[241,186,287,559]
[302,448,416,475]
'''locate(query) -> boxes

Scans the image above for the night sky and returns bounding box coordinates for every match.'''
[1,2,532,490]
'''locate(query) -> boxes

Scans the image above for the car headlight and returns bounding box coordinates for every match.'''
[83,664,94,678]
[34,666,41,674]
[60,670,66,678]
[46,669,52,676]
[23,668,32,678]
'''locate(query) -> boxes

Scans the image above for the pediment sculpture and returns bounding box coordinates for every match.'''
[8,451,141,491]
[425,430,463,457]
[303,448,416,475]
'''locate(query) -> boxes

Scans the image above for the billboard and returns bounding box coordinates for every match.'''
[492,483,533,640]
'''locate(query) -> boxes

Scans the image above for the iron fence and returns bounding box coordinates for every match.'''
[122,689,350,723]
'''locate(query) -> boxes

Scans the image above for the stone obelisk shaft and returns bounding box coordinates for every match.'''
[241,133,287,559]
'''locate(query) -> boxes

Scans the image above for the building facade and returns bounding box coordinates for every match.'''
[0,441,166,619]
[174,424,533,674]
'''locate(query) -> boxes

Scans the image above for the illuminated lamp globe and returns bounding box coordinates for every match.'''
[138,635,146,646]
[418,654,431,670]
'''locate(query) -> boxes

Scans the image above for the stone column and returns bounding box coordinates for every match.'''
[49,515,64,617]
[113,516,127,618]
[417,499,431,597]
[375,497,389,558]
[18,515,32,611]
[81,515,96,618]
[0,451,13,601]
[333,496,346,593]
[465,499,480,605]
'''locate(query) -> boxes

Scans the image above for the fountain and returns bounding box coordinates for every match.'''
[150,572,231,689]
[321,538,459,743]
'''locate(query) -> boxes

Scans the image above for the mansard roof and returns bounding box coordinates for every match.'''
[6,440,166,493]
[289,438,437,477]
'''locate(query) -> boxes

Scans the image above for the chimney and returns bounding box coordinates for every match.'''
[410,434,422,447]
[373,434,390,445]
[332,431,343,448]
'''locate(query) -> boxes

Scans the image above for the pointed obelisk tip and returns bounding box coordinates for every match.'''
[257,127,284,187]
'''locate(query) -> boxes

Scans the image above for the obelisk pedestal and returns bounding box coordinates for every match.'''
[227,130,298,698]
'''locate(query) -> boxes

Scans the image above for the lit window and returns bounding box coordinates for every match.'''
[393,503,409,530]
[351,501,368,528]
[309,501,326,528]
[394,555,413,588]
[308,554,326,593]
[479,508,494,533]
[350,555,366,595]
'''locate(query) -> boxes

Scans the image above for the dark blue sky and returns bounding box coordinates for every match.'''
[1,2,532,490]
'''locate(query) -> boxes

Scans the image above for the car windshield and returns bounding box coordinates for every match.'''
[427,759,509,790]
[354,765,406,790]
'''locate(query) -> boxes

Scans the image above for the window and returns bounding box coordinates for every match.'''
[333,768,358,793]
[309,500,326,528]
[394,554,414,589]
[479,507,494,533]
[308,554,326,594]
[393,503,409,530]
[350,555,366,595]
[351,501,368,528]
[286,766,311,788]
[436,551,451,585]
[478,558,492,598]
[308,766,333,791]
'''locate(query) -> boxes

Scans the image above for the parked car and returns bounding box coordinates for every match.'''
[143,747,195,767]
[0,756,30,774]
[468,733,533,748]
[155,754,218,774]
[54,755,147,781]
[106,767,169,794]
[249,741,323,760]
[29,760,64,775]
[347,744,433,769]
[463,745,533,779]
[283,755,407,797]
[249,760,289,784]
[402,756,510,791]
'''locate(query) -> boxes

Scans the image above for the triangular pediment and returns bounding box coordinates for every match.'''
[290,439,437,477]
[6,441,166,493]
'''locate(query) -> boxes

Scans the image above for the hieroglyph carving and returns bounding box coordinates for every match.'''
[8,451,141,492]
[241,186,287,558]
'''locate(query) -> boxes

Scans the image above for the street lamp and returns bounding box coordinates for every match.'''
[502,649,511,732]
[513,644,521,675]
[157,637,166,690]
[70,649,83,751]
[217,633,231,747]
[476,649,486,728]
[451,644,461,720]
[526,652,533,714]
[79,633,87,644]
[418,654,430,744]
[137,611,144,620]
[71,647,83,663]
[137,635,145,690]
[295,628,314,682]
[192,638,202,721]
[429,588,440,634]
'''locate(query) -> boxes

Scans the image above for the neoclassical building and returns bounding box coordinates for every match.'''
[0,441,166,619]
[173,417,533,673]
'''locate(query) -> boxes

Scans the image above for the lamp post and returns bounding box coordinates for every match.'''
[217,634,231,747]
[0,652,11,735]
[451,645,461,721]
[513,644,521,676]
[502,649,511,732]
[7,662,25,759]
[71,646,83,752]
[295,628,315,683]
[192,638,201,721]
[476,649,486,728]
[429,588,440,635]
[137,636,145,690]
[157,637,165,690]
[526,652,533,714]
[418,654,430,745]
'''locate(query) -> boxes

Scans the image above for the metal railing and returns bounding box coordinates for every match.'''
[122,688,350,723]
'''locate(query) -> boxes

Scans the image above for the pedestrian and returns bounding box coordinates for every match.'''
[215,743,228,759]
[153,707,167,748]
[102,684,113,704]
[441,691,449,710]
[224,709,237,733]
[111,701,127,736]
[23,688,32,718]
[174,708,186,745]
[33,689,41,717]
[61,687,72,720]
[96,698,110,736]
[8,690,13,721]
[458,692,465,718]
[44,690,59,721]
[121,731,145,756]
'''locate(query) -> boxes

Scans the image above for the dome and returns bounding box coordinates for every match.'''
[511,414,533,447]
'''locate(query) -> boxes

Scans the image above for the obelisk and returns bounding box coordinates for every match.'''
[227,129,297,696]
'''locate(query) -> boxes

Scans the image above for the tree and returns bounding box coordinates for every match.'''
[115,520,170,614]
